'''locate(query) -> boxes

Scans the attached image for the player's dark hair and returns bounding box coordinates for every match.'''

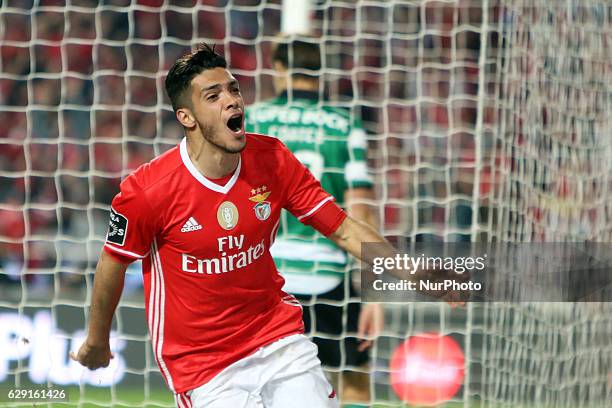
[273,38,321,80]
[165,43,227,111]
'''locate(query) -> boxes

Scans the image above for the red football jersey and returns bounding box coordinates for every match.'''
[103,133,347,393]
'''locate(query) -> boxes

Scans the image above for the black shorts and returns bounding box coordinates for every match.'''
[296,280,369,368]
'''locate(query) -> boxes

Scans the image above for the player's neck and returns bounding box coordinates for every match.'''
[277,79,318,94]
[185,136,240,180]
[290,78,318,92]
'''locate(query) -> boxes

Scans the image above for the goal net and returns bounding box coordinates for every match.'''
[472,0,612,406]
[0,0,610,407]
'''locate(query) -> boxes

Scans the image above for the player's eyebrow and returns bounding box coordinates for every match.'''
[200,80,239,94]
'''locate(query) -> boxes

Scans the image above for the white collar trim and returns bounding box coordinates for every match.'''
[179,137,241,194]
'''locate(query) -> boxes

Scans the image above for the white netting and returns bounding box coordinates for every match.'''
[492,0,612,243]
[0,0,610,407]
[473,1,612,406]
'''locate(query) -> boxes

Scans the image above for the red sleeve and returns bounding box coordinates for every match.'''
[281,143,348,237]
[103,176,156,263]
[103,246,135,264]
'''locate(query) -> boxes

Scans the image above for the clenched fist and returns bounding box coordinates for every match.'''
[70,340,114,370]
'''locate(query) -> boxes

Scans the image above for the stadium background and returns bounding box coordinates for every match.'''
[1,0,611,407]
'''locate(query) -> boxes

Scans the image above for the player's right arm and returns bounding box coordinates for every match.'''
[70,250,128,369]
[72,173,156,369]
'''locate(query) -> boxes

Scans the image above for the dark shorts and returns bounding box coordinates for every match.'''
[296,280,370,368]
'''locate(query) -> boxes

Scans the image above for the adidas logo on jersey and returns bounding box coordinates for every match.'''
[181,217,203,232]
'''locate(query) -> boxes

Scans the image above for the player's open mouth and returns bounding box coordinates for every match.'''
[226,113,243,133]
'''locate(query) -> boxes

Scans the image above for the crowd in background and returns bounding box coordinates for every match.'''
[0,0,494,294]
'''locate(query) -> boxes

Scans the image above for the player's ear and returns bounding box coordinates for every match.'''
[273,61,287,73]
[176,107,196,128]
[273,61,288,94]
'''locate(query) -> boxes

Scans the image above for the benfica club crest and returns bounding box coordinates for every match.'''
[249,186,271,221]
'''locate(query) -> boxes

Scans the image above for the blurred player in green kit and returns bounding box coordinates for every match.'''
[245,37,383,407]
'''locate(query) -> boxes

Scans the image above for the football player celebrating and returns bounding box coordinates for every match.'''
[71,44,395,408]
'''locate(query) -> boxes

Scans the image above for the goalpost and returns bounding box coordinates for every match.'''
[0,0,610,407]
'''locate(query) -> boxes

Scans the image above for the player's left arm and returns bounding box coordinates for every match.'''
[344,187,378,230]
[327,215,395,268]
[328,216,467,305]
[344,187,384,351]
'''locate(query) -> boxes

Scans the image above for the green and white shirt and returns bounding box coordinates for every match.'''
[245,91,372,294]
